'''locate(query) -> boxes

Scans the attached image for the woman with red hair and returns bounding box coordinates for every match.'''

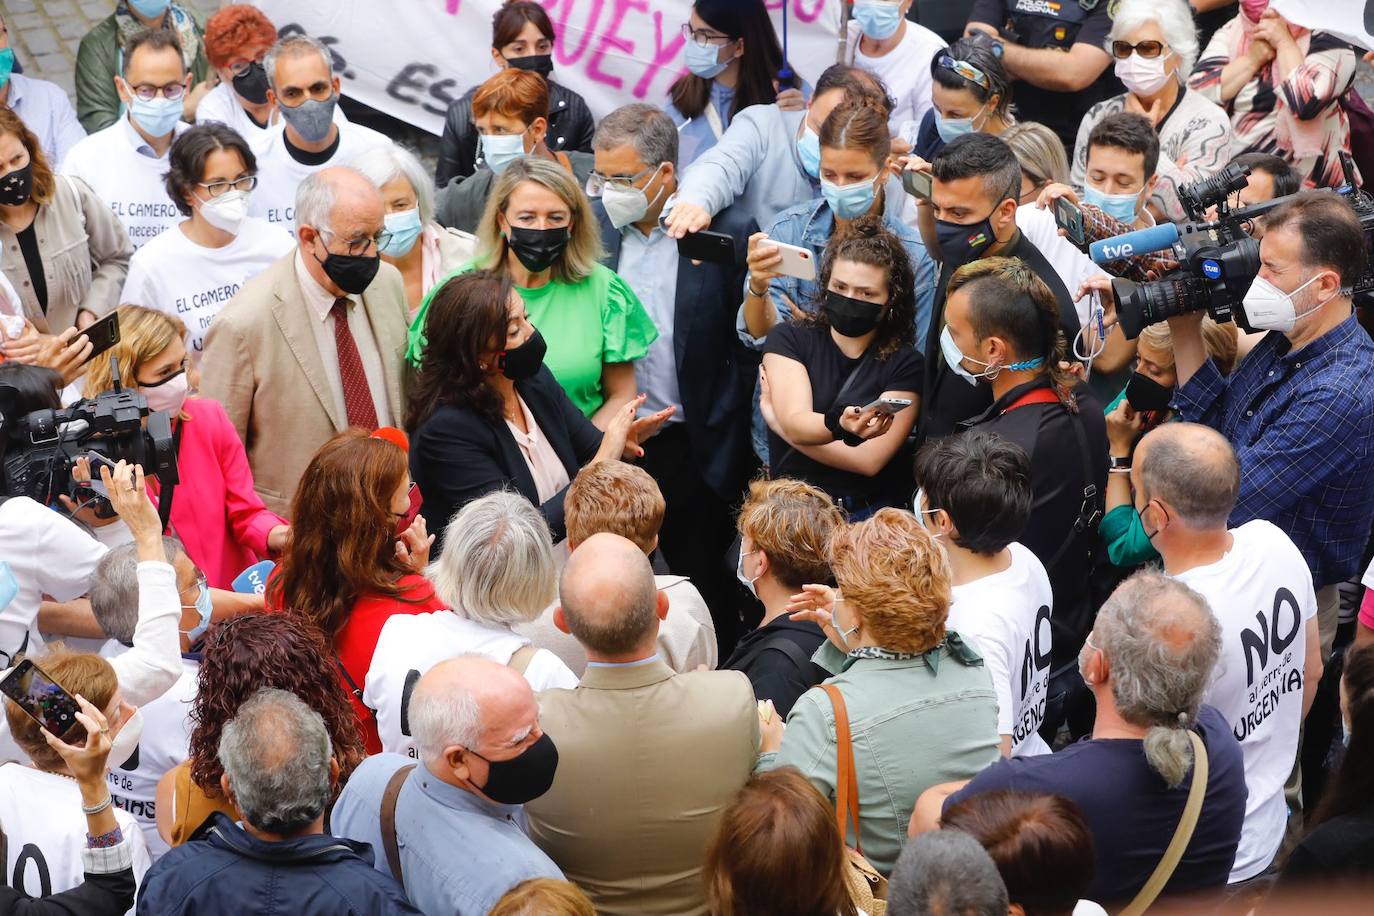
[197,4,341,153]
[266,430,444,753]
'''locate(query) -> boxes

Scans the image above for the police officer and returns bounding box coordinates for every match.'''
[964,0,1122,151]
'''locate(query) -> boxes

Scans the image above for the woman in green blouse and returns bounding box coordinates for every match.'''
[409,156,656,423]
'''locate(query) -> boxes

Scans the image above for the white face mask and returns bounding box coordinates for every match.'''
[106,707,144,771]
[1114,50,1174,97]
[198,189,249,235]
[1241,272,1336,333]
[142,370,189,414]
[602,164,666,230]
[736,548,761,599]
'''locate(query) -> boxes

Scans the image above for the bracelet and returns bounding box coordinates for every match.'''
[82,794,114,816]
[746,278,768,298]
[86,826,124,849]
[823,405,866,447]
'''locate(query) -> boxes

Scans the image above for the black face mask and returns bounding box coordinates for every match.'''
[506,53,554,80]
[1124,371,1174,412]
[312,237,381,295]
[934,215,997,267]
[231,61,270,105]
[823,290,884,338]
[506,225,571,274]
[499,327,547,381]
[470,732,559,805]
[0,162,33,207]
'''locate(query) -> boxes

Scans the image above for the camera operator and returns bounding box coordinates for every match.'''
[920,133,1082,440]
[0,363,106,664]
[1168,191,1374,659]
[939,256,1107,741]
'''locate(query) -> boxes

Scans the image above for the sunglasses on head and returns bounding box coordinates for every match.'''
[936,54,991,92]
[1109,40,1170,60]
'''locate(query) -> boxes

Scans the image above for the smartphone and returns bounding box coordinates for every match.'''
[0,659,80,738]
[861,396,914,415]
[1055,196,1086,247]
[769,240,816,281]
[902,168,933,201]
[677,229,736,265]
[80,311,121,365]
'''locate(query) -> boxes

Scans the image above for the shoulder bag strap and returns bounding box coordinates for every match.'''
[334,655,378,723]
[507,645,537,675]
[771,349,874,476]
[1119,731,1209,916]
[379,763,417,890]
[731,635,814,679]
[821,683,862,853]
[156,419,184,535]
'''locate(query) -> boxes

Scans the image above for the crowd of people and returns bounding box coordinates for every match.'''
[1,0,1374,913]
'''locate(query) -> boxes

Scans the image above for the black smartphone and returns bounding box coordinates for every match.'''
[80,311,121,365]
[902,168,933,201]
[1055,196,1086,247]
[0,659,80,737]
[677,230,736,265]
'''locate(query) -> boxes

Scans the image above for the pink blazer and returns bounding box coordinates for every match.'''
[153,398,287,589]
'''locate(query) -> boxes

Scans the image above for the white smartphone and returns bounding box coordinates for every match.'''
[768,239,817,281]
[861,396,914,415]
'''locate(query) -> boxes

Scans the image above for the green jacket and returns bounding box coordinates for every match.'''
[75,11,209,134]
[757,640,1000,877]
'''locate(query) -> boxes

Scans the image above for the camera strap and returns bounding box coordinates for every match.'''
[156,421,184,535]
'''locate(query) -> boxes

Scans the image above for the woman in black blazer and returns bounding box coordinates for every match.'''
[405,270,672,545]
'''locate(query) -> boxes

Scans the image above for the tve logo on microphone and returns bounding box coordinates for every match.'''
[232,560,275,596]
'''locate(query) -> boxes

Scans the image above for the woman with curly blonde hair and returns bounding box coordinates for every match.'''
[757,508,1001,877]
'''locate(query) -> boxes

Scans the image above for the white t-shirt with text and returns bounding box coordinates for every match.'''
[61,116,187,248]
[1175,519,1316,882]
[947,542,1054,756]
[121,218,294,360]
[846,22,947,139]
[364,611,579,759]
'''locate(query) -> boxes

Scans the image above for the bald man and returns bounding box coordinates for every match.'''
[525,533,759,916]
[331,655,564,915]
[1131,422,1322,885]
[200,165,410,514]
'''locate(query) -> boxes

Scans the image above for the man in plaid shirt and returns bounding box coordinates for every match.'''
[1167,193,1374,658]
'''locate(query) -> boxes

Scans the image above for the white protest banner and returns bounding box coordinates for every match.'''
[253,0,844,137]
[1268,0,1374,52]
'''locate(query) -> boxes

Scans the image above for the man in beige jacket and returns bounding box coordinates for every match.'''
[527,533,758,916]
[200,166,409,516]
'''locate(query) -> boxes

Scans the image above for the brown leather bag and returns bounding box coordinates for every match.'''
[821,683,887,915]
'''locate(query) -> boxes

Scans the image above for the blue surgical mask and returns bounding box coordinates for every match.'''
[853,0,904,40]
[128,0,171,18]
[736,549,760,599]
[684,38,731,79]
[911,488,943,535]
[1084,184,1142,224]
[934,103,988,144]
[381,207,423,258]
[0,561,17,612]
[797,124,821,179]
[821,176,878,220]
[941,325,995,386]
[481,131,528,176]
[0,49,14,92]
[129,94,182,138]
[181,580,213,644]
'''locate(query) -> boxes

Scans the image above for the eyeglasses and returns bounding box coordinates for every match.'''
[179,576,208,609]
[681,23,733,48]
[1109,40,1169,59]
[197,175,258,198]
[936,55,990,92]
[319,227,393,257]
[228,59,264,77]
[586,164,658,198]
[128,81,187,102]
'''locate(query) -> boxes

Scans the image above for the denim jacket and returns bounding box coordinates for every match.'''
[757,639,1000,876]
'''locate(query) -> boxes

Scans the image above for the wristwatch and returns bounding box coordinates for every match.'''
[1108,455,1132,472]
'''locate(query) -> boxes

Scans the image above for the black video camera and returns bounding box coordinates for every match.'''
[0,359,178,515]
[1112,155,1374,339]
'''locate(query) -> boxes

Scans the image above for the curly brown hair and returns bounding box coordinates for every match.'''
[828,508,952,654]
[266,430,416,641]
[804,217,918,360]
[187,613,365,796]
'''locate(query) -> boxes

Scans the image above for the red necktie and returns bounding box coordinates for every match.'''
[331,298,379,431]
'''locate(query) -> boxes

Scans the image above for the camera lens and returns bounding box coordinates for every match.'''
[1114,276,1211,339]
